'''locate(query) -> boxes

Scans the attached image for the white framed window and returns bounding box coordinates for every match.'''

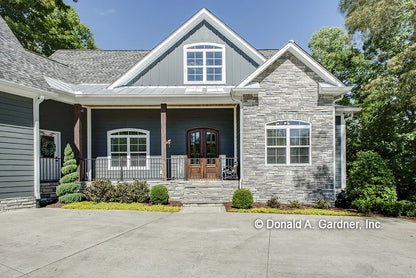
[184,43,225,84]
[265,121,311,165]
[107,128,150,169]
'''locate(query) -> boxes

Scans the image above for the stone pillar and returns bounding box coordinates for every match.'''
[161,104,167,181]
[74,104,83,180]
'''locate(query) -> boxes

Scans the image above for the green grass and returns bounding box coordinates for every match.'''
[228,207,360,216]
[62,201,181,212]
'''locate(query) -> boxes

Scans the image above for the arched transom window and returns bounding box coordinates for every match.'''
[265,121,311,165]
[107,129,150,169]
[184,43,225,84]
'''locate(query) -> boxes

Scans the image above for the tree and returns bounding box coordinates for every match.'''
[309,0,416,200]
[0,0,97,56]
[56,144,82,203]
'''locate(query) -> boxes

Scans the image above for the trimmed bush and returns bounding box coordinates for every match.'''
[335,190,350,209]
[232,189,253,209]
[56,182,80,196]
[289,200,301,208]
[56,144,80,203]
[113,180,150,203]
[346,151,397,210]
[83,179,115,202]
[314,198,330,209]
[59,193,82,204]
[267,196,280,208]
[150,185,169,205]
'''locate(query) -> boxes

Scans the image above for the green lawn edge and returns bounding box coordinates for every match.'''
[62,201,181,212]
[228,207,360,216]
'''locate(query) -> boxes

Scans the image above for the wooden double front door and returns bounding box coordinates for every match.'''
[187,128,220,179]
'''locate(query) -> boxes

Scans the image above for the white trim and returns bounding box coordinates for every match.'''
[340,115,346,189]
[0,79,57,99]
[87,107,92,181]
[106,128,150,170]
[233,105,237,158]
[265,121,312,166]
[39,129,61,158]
[108,8,265,89]
[33,96,45,202]
[238,41,346,88]
[333,106,337,195]
[183,43,226,84]
[239,101,243,189]
[86,105,237,109]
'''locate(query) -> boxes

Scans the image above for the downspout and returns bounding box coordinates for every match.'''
[231,92,243,189]
[33,95,45,208]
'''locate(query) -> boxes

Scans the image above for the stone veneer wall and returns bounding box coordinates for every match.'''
[242,52,336,203]
[0,196,35,211]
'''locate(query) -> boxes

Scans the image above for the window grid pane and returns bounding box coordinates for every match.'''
[185,45,223,83]
[267,148,286,164]
[290,147,310,164]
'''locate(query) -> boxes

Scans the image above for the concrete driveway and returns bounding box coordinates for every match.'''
[0,207,415,278]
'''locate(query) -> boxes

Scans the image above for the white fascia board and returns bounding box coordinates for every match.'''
[238,41,346,88]
[73,94,236,106]
[108,8,265,89]
[0,79,58,99]
[335,105,361,114]
[319,83,352,96]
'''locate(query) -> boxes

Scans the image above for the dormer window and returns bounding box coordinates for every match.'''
[184,43,225,84]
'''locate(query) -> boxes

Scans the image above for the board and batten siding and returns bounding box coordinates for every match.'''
[0,91,34,199]
[91,108,235,158]
[130,21,259,86]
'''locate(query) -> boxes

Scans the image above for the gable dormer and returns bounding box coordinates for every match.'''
[109,8,266,88]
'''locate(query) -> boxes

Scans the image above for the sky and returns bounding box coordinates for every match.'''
[65,0,345,52]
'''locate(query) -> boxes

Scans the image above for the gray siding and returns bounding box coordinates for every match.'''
[0,91,34,199]
[91,108,235,158]
[40,100,74,157]
[130,21,259,86]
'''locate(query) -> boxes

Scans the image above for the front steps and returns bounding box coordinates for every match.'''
[182,180,238,204]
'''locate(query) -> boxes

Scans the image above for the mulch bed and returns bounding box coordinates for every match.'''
[45,200,183,208]
[224,202,358,213]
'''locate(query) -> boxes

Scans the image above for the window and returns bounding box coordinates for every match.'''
[265,121,311,165]
[107,129,149,169]
[184,43,225,84]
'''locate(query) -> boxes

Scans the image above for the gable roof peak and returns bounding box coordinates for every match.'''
[238,40,346,88]
[108,8,265,89]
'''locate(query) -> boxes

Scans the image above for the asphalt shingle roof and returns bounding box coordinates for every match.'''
[1,15,279,90]
[49,50,150,84]
[0,16,74,91]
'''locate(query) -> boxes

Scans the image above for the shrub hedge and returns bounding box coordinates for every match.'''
[150,185,169,205]
[232,189,253,209]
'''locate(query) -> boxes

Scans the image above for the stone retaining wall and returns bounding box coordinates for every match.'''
[0,196,35,211]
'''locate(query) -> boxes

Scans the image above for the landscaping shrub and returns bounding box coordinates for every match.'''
[150,185,169,205]
[232,189,253,209]
[113,180,150,203]
[267,196,280,208]
[346,151,397,210]
[83,179,115,202]
[314,198,330,209]
[59,192,82,204]
[289,200,301,208]
[373,199,407,217]
[402,201,416,217]
[56,144,81,203]
[335,190,350,209]
[351,199,372,214]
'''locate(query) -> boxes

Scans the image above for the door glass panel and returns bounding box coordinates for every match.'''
[206,131,217,164]
[189,131,201,163]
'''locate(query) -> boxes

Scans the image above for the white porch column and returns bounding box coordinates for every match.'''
[33,96,44,207]
[87,107,92,181]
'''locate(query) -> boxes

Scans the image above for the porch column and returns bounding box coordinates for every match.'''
[161,103,167,181]
[74,104,83,180]
[33,96,44,208]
